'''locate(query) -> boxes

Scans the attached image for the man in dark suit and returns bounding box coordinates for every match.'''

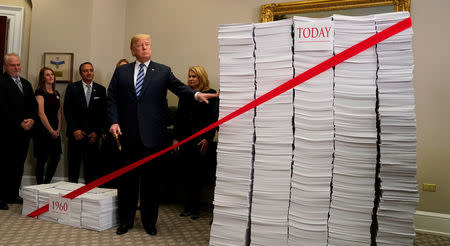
[108,33,218,236]
[64,62,106,184]
[0,53,37,209]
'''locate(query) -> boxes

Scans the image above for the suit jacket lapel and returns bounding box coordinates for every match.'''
[76,82,88,110]
[128,62,138,101]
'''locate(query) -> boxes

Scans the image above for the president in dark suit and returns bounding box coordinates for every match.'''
[0,53,37,210]
[64,62,106,184]
[108,33,218,236]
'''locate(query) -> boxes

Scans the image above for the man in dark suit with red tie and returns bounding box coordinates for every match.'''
[0,53,37,210]
[64,62,106,184]
[108,33,218,236]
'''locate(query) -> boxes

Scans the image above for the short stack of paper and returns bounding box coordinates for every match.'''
[80,188,118,231]
[289,16,334,246]
[210,23,255,246]
[50,182,83,227]
[251,19,293,246]
[328,14,378,245]
[21,183,55,216]
[375,11,418,246]
[21,182,117,231]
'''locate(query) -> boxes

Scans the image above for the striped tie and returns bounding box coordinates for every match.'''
[15,78,23,93]
[136,63,145,97]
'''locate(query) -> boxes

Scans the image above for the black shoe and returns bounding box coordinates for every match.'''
[179,210,191,217]
[0,200,8,210]
[116,224,129,235]
[190,213,200,220]
[144,225,157,236]
[8,195,23,204]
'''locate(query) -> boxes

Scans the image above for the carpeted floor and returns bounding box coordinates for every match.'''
[0,203,448,245]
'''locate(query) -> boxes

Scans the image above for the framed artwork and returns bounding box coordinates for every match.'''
[260,0,411,22]
[43,52,74,83]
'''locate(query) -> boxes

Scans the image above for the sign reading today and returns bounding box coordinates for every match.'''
[294,21,334,51]
[48,194,71,219]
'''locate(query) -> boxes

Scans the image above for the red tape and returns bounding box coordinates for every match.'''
[28,17,412,218]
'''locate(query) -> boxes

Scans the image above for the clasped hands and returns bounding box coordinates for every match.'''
[20,118,34,131]
[73,129,98,143]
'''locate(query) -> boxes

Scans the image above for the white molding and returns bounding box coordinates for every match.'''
[0,5,24,57]
[415,210,450,237]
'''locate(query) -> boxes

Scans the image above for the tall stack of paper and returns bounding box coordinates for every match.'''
[328,14,378,245]
[21,182,118,231]
[251,19,293,246]
[210,23,255,246]
[289,16,334,246]
[375,11,418,246]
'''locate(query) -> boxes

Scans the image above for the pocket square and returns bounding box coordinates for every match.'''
[94,97,100,99]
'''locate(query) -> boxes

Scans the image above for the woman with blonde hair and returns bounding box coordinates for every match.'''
[173,65,218,220]
[115,58,129,68]
[33,67,62,184]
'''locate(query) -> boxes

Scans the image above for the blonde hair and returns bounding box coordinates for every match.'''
[130,34,152,49]
[115,58,129,68]
[188,66,210,91]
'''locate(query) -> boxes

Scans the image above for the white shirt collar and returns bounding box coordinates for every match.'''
[136,60,150,69]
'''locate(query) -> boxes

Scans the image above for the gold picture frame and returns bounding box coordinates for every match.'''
[43,52,74,83]
[260,0,411,22]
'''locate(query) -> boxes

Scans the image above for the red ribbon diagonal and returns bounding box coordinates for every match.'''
[28,17,412,218]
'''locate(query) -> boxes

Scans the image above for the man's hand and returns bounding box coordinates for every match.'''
[73,129,86,141]
[196,92,219,104]
[20,119,34,131]
[172,139,180,153]
[198,139,209,156]
[88,132,98,144]
[109,124,122,136]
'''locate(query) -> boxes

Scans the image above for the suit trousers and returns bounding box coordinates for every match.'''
[117,138,162,229]
[2,132,30,200]
[67,137,100,184]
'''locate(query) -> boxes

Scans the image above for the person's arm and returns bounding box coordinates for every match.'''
[57,93,62,136]
[108,68,122,136]
[36,95,58,138]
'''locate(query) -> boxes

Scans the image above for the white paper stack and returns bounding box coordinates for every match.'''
[80,188,118,231]
[21,182,118,231]
[289,16,334,246]
[38,187,61,223]
[20,183,54,216]
[53,182,84,227]
[210,23,255,246]
[328,14,378,246]
[251,19,293,246]
[375,12,418,246]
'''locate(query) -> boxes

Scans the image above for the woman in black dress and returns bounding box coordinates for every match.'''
[173,66,218,220]
[33,67,62,184]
